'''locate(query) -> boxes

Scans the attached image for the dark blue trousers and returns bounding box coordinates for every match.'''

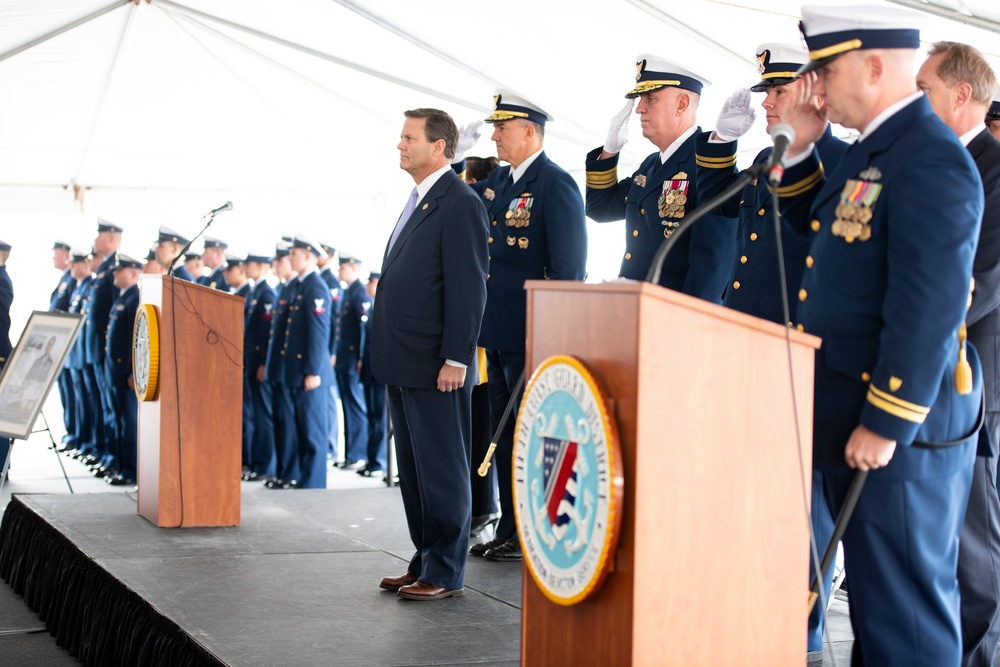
[242,377,254,468]
[363,379,387,472]
[272,383,300,482]
[97,362,119,469]
[336,368,368,463]
[327,375,340,459]
[292,384,329,489]
[69,367,96,456]
[246,376,275,476]
[485,349,525,541]
[808,470,836,652]
[108,384,137,480]
[57,367,76,445]
[388,383,472,590]
[470,382,498,516]
[83,364,106,463]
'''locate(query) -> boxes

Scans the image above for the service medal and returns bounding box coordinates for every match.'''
[633,174,647,187]
[658,179,690,219]
[506,196,533,228]
[832,179,881,243]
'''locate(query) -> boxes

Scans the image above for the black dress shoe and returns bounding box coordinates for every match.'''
[241,471,265,482]
[342,459,366,471]
[357,468,386,480]
[469,535,506,557]
[470,512,500,538]
[484,537,522,562]
[106,474,136,486]
[265,479,298,490]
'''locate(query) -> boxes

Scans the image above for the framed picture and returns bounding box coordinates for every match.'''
[0,311,83,439]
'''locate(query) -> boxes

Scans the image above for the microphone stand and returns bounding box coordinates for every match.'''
[646,161,768,285]
[167,207,223,277]
[807,470,868,613]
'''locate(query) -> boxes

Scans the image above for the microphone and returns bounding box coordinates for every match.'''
[209,201,233,217]
[767,124,796,187]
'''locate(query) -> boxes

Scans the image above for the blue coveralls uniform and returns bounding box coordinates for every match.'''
[281,268,333,489]
[468,93,588,548]
[0,255,13,469]
[86,251,120,472]
[782,87,984,664]
[334,271,368,466]
[243,274,276,478]
[103,278,140,483]
[67,271,96,457]
[49,262,77,446]
[319,261,342,460]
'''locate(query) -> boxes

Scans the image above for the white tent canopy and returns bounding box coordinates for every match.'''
[1,0,999,328]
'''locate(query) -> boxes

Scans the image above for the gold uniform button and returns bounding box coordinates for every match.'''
[625,253,632,260]
[810,220,821,232]
[255,345,260,351]
[639,208,645,215]
[758,208,765,216]
[487,273,490,279]
[733,281,741,290]
[632,230,639,237]
[280,350,285,355]
[488,237,493,244]
[492,220,498,226]
[750,232,758,241]
[349,346,355,351]
[796,324,805,332]
[297,354,302,359]
[624,196,629,202]
[798,289,808,302]
[805,256,814,268]
[740,255,747,264]
[861,372,872,382]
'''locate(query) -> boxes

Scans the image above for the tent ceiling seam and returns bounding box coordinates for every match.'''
[0,0,131,64]
[886,0,1000,36]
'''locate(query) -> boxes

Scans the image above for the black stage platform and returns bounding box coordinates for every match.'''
[0,489,521,666]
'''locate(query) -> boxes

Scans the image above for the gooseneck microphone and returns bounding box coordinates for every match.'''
[167,202,234,277]
[767,124,796,187]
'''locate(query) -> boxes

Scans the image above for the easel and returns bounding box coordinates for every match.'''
[0,410,74,497]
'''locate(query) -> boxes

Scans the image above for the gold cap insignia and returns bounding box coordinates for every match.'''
[635,59,646,82]
[756,50,768,76]
[493,94,501,109]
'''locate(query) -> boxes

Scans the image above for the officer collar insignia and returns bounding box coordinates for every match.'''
[858,166,882,181]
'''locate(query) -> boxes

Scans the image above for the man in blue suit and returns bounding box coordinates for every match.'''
[199,236,229,291]
[243,252,277,481]
[65,250,96,461]
[918,40,1000,667]
[49,240,77,450]
[333,254,369,470]
[781,7,986,664]
[103,253,142,486]
[455,91,588,562]
[374,108,488,600]
[358,272,386,479]
[587,56,735,300]
[695,42,849,661]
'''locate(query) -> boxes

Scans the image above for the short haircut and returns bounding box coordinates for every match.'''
[403,108,458,159]
[465,156,500,182]
[928,41,998,105]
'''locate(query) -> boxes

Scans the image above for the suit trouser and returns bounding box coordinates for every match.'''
[98,360,119,469]
[327,374,340,459]
[485,349,525,541]
[958,411,1000,667]
[823,447,974,667]
[69,367,95,456]
[388,383,472,590]
[808,470,836,652]
[242,377,254,468]
[82,364,105,460]
[57,367,76,444]
[292,384,329,489]
[108,383,137,479]
[247,376,275,476]
[336,367,368,463]
[470,382,498,516]
[272,382,300,482]
[363,379,387,472]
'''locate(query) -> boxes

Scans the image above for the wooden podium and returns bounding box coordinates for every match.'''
[520,281,820,666]
[136,275,242,527]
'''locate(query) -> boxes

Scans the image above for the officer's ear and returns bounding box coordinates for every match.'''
[954,81,973,109]
[675,91,691,115]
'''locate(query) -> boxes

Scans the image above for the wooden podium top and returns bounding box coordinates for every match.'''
[524,279,821,350]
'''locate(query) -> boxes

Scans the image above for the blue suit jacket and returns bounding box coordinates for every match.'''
[49,268,75,312]
[84,252,118,366]
[200,265,229,292]
[264,280,296,383]
[697,126,849,323]
[966,128,1000,456]
[171,265,196,282]
[244,279,275,378]
[586,129,736,301]
[469,151,587,352]
[319,266,343,356]
[0,266,12,368]
[280,271,334,388]
[334,278,367,370]
[360,294,375,383]
[782,95,984,477]
[371,169,488,389]
[104,284,139,387]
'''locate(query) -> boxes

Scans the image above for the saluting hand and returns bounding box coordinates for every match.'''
[437,363,466,393]
[714,88,757,141]
[453,121,483,164]
[602,99,635,157]
[844,424,896,471]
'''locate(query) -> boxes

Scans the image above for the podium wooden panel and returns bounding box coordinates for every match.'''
[520,280,820,666]
[137,275,242,527]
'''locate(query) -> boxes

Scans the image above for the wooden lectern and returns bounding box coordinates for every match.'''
[520,281,820,666]
[136,275,242,527]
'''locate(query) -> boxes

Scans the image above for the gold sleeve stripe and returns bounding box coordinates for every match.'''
[696,155,737,169]
[809,39,863,61]
[775,165,824,197]
[868,385,930,414]
[866,391,928,423]
[586,168,619,189]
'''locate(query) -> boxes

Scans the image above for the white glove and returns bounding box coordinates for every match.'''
[452,120,483,164]
[714,88,757,141]
[603,100,634,154]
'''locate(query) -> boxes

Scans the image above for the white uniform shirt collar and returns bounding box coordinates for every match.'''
[510,148,544,184]
[296,267,317,282]
[858,91,923,143]
[959,125,986,147]
[416,164,453,201]
[660,124,698,164]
